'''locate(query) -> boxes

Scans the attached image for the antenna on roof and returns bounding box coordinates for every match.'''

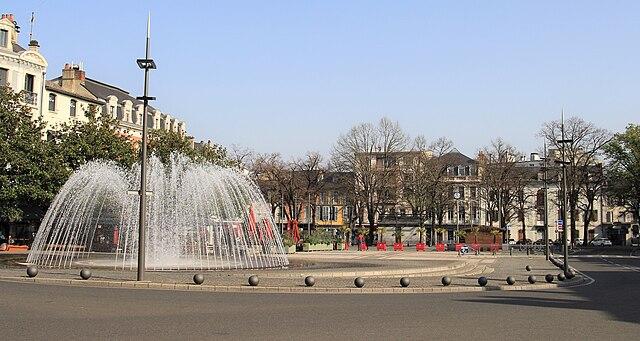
[29,12,35,41]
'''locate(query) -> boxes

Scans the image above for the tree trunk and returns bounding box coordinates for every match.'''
[521,218,526,243]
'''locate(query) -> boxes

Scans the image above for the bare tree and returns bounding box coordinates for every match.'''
[332,117,408,243]
[478,138,527,243]
[294,152,327,232]
[230,144,254,170]
[540,117,610,244]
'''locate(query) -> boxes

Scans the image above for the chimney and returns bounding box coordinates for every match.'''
[28,40,39,52]
[61,63,86,92]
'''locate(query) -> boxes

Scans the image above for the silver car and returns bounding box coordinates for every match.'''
[591,238,612,246]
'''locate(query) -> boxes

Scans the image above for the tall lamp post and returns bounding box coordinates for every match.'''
[542,141,550,261]
[135,14,156,281]
[557,110,573,276]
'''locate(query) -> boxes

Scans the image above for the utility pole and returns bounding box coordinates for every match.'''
[543,141,550,260]
[135,13,156,281]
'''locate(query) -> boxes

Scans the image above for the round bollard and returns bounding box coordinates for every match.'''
[400,277,410,288]
[193,274,204,285]
[248,275,259,286]
[304,276,315,287]
[478,276,488,287]
[506,276,516,285]
[545,274,554,283]
[557,273,566,281]
[528,275,537,284]
[441,276,451,286]
[26,266,38,278]
[354,277,365,288]
[566,269,576,279]
[525,265,532,271]
[80,268,91,280]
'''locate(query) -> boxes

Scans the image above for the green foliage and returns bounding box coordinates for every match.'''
[148,130,232,166]
[304,229,333,245]
[282,233,295,247]
[48,108,136,172]
[604,124,640,218]
[0,87,66,223]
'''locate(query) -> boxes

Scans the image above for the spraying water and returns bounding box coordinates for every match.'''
[27,155,289,270]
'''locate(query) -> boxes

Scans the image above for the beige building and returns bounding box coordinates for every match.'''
[1,12,187,141]
[0,13,47,116]
[45,63,187,141]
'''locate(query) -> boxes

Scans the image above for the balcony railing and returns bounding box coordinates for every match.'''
[22,91,38,106]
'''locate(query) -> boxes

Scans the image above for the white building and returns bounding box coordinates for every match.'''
[1,12,187,141]
[0,13,47,116]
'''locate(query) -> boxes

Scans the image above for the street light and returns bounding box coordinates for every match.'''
[556,110,573,276]
[135,14,156,281]
[454,191,461,243]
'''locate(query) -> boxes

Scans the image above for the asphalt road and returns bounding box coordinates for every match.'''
[1,255,639,340]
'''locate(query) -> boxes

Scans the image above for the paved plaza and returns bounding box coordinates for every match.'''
[1,250,639,340]
[1,251,575,293]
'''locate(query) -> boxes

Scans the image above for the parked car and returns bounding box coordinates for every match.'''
[590,238,612,246]
[533,239,552,245]
[515,239,533,245]
[575,238,584,245]
[508,239,516,245]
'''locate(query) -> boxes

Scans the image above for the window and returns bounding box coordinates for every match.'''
[70,100,77,117]
[48,94,56,111]
[470,186,477,199]
[24,74,35,92]
[0,67,7,86]
[0,29,8,48]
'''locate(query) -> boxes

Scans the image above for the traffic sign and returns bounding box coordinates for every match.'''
[557,219,564,231]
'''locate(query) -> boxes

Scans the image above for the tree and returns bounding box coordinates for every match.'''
[294,152,327,232]
[148,129,196,164]
[332,117,408,244]
[49,108,136,171]
[0,87,65,238]
[478,138,529,243]
[604,124,640,225]
[540,117,610,244]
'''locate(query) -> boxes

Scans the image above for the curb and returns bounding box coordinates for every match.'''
[0,274,584,295]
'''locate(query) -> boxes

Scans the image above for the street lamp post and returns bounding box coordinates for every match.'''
[454,191,461,243]
[135,14,156,281]
[557,110,573,276]
[543,141,550,261]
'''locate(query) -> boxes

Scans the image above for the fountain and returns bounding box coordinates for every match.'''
[27,155,289,270]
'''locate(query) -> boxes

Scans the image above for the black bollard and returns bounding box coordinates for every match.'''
[193,274,204,285]
[545,274,554,283]
[506,276,515,285]
[248,275,259,286]
[400,277,410,288]
[528,275,537,284]
[304,276,315,287]
[26,266,38,278]
[478,276,488,287]
[441,276,452,286]
[354,277,365,288]
[80,268,92,280]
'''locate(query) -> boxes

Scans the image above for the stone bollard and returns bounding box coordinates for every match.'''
[80,268,92,280]
[478,277,488,287]
[506,276,515,285]
[400,277,410,288]
[193,274,204,285]
[441,276,452,286]
[304,276,315,287]
[248,275,259,286]
[354,277,365,288]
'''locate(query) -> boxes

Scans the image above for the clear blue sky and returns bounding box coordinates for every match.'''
[6,1,639,158]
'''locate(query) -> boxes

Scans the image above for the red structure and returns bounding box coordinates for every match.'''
[435,243,446,252]
[287,220,300,243]
[415,243,426,251]
[376,242,387,251]
[393,243,404,251]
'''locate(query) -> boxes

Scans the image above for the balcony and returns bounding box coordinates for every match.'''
[22,91,38,106]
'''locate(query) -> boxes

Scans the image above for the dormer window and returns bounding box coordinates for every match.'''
[0,29,8,48]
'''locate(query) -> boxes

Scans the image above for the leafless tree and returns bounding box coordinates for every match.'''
[332,117,408,243]
[294,152,328,231]
[540,117,610,244]
[478,138,529,243]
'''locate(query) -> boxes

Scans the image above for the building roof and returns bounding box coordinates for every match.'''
[51,76,157,111]
[45,80,104,104]
[12,42,25,53]
[441,148,476,166]
[85,77,157,111]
